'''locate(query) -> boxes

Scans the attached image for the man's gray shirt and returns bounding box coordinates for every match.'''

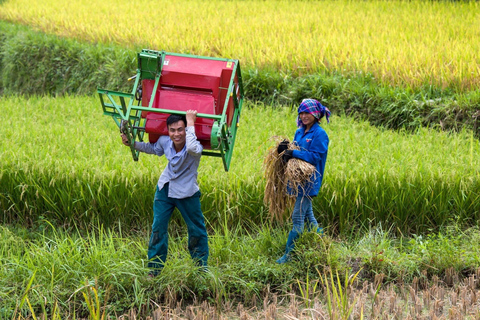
[134,126,203,199]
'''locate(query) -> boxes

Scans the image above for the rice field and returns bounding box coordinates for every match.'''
[0,0,479,90]
[1,1,480,318]
[1,95,479,233]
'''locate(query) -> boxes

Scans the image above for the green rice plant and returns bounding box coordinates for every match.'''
[296,271,319,309]
[293,231,338,271]
[1,95,480,234]
[355,224,397,275]
[0,223,150,317]
[319,268,362,320]
[405,225,480,280]
[15,270,62,320]
[18,270,37,319]
[81,280,109,320]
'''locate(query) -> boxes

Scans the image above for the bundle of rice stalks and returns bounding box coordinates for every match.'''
[263,137,316,221]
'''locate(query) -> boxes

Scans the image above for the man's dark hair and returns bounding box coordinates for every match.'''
[166,114,187,127]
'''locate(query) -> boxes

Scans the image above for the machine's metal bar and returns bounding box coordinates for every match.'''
[120,96,128,117]
[148,73,161,109]
[224,102,242,169]
[130,110,145,147]
[97,89,134,117]
[230,63,243,110]
[201,151,222,157]
[128,70,145,143]
[216,62,241,171]
[98,92,108,113]
[235,62,245,102]
[221,121,229,152]
[221,63,237,121]
[130,70,142,96]
[107,113,141,122]
[224,62,244,171]
[112,117,121,128]
[127,106,222,120]
[219,137,227,171]
[126,102,143,160]
[98,89,133,99]
[165,51,235,63]
[212,60,236,155]
[127,126,139,161]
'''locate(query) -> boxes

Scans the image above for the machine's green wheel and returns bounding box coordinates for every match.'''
[210,121,222,149]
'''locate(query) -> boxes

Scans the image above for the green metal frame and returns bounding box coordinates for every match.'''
[98,49,244,171]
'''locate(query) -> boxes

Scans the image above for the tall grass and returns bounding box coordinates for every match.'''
[1,21,479,136]
[0,0,479,91]
[0,21,136,96]
[3,222,480,319]
[1,95,479,233]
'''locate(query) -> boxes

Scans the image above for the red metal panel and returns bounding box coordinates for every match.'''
[140,56,238,149]
[144,85,215,145]
[161,55,226,98]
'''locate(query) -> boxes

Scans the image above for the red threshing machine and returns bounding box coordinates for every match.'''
[98,49,244,171]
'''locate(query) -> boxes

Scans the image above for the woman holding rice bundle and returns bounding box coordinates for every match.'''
[276,98,330,264]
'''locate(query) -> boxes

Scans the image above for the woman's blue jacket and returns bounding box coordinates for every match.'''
[290,122,329,197]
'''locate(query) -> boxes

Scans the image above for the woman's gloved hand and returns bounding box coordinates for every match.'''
[277,139,289,154]
[282,149,293,163]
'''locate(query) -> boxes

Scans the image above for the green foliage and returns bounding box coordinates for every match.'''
[82,281,109,320]
[293,231,337,270]
[407,225,480,277]
[296,271,320,309]
[242,68,288,104]
[319,268,362,320]
[0,21,479,135]
[0,21,135,96]
[2,222,480,318]
[354,224,415,281]
[1,95,480,234]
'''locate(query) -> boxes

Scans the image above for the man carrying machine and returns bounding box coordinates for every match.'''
[122,110,208,277]
[99,49,244,276]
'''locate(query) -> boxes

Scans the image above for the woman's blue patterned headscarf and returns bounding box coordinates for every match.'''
[297,99,331,127]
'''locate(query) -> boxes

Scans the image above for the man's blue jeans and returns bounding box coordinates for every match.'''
[147,183,209,270]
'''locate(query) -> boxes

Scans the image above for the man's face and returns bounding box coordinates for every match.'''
[168,120,186,150]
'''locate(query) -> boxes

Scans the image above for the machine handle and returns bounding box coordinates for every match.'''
[129,106,222,120]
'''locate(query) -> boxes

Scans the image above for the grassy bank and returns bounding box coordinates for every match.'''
[0,21,479,136]
[1,95,479,234]
[2,223,480,319]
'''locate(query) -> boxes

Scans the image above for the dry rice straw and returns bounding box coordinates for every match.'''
[263,137,316,221]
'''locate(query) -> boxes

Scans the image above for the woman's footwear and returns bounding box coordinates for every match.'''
[276,230,300,264]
